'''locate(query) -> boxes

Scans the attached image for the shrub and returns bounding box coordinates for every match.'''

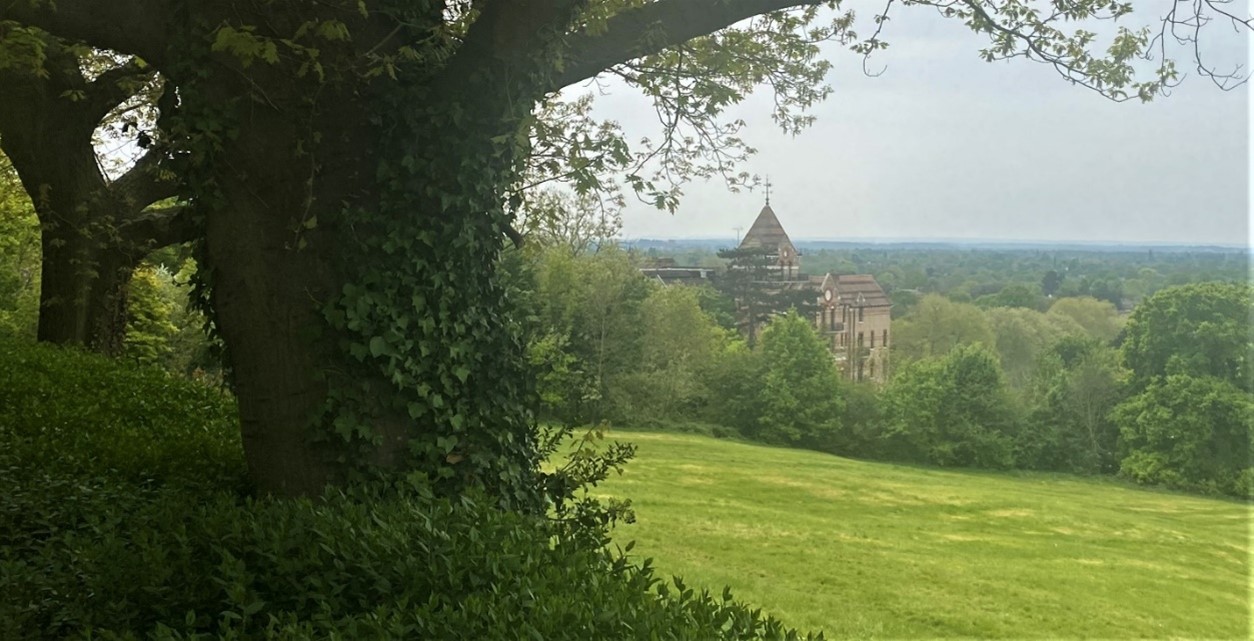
[1,479,819,640]
[0,338,245,491]
[752,311,844,448]
[0,339,820,640]
[880,345,1019,468]
[1113,374,1252,498]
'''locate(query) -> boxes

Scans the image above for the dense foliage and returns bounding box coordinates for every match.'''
[0,338,819,640]
[0,337,244,490]
[752,310,845,448]
[1119,282,1251,392]
[1019,337,1124,474]
[1111,283,1254,496]
[516,245,847,444]
[880,345,1018,468]
[1113,374,1252,496]
[517,240,1251,498]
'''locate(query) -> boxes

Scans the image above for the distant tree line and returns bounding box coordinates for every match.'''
[635,244,1248,318]
[514,238,1252,499]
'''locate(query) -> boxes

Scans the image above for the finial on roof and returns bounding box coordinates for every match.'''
[764,176,772,206]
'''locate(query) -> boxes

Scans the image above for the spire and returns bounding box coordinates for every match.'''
[738,197,792,250]
[764,176,772,206]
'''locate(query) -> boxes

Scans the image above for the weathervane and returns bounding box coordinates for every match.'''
[764,176,772,206]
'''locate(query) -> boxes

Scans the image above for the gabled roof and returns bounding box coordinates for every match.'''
[832,274,891,307]
[738,204,795,252]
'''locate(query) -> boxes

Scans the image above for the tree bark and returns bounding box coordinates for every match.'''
[11,142,112,347]
[34,224,92,345]
[202,144,341,495]
[83,246,138,356]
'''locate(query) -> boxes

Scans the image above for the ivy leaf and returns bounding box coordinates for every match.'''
[369,336,392,357]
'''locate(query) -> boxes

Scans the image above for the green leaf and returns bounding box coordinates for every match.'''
[369,336,391,357]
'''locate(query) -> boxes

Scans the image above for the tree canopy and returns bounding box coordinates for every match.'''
[1120,282,1251,391]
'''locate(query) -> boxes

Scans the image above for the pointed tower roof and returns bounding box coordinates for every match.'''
[738,203,794,250]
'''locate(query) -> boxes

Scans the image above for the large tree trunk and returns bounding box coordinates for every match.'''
[83,246,138,356]
[5,0,588,502]
[18,145,116,348]
[192,67,542,499]
[35,224,92,345]
[201,118,344,496]
[30,185,141,353]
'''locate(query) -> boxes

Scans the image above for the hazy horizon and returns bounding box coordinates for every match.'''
[621,234,1250,249]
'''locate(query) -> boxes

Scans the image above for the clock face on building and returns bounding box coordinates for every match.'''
[824,289,833,302]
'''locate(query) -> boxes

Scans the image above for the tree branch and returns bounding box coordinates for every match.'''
[111,147,178,210]
[551,0,824,90]
[83,59,155,126]
[118,204,198,251]
[504,224,525,249]
[0,0,171,67]
[439,0,587,82]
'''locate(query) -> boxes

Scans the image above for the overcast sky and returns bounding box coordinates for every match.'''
[582,3,1249,246]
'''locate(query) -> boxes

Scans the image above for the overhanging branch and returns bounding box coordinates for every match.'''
[112,147,179,209]
[550,0,825,90]
[83,59,155,126]
[440,0,588,82]
[119,203,197,251]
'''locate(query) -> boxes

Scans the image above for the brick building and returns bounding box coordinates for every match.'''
[736,201,892,382]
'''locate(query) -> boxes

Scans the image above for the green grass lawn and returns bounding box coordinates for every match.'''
[590,430,1250,639]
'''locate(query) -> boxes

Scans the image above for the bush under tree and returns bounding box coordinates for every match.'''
[0,338,820,640]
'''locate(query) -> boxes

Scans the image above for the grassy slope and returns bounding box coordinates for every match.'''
[595,431,1250,640]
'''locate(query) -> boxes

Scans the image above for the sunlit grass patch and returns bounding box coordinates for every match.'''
[594,430,1251,639]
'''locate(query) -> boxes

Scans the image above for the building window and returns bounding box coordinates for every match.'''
[857,332,863,347]
[858,307,864,322]
[870,331,875,348]
[882,329,888,347]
